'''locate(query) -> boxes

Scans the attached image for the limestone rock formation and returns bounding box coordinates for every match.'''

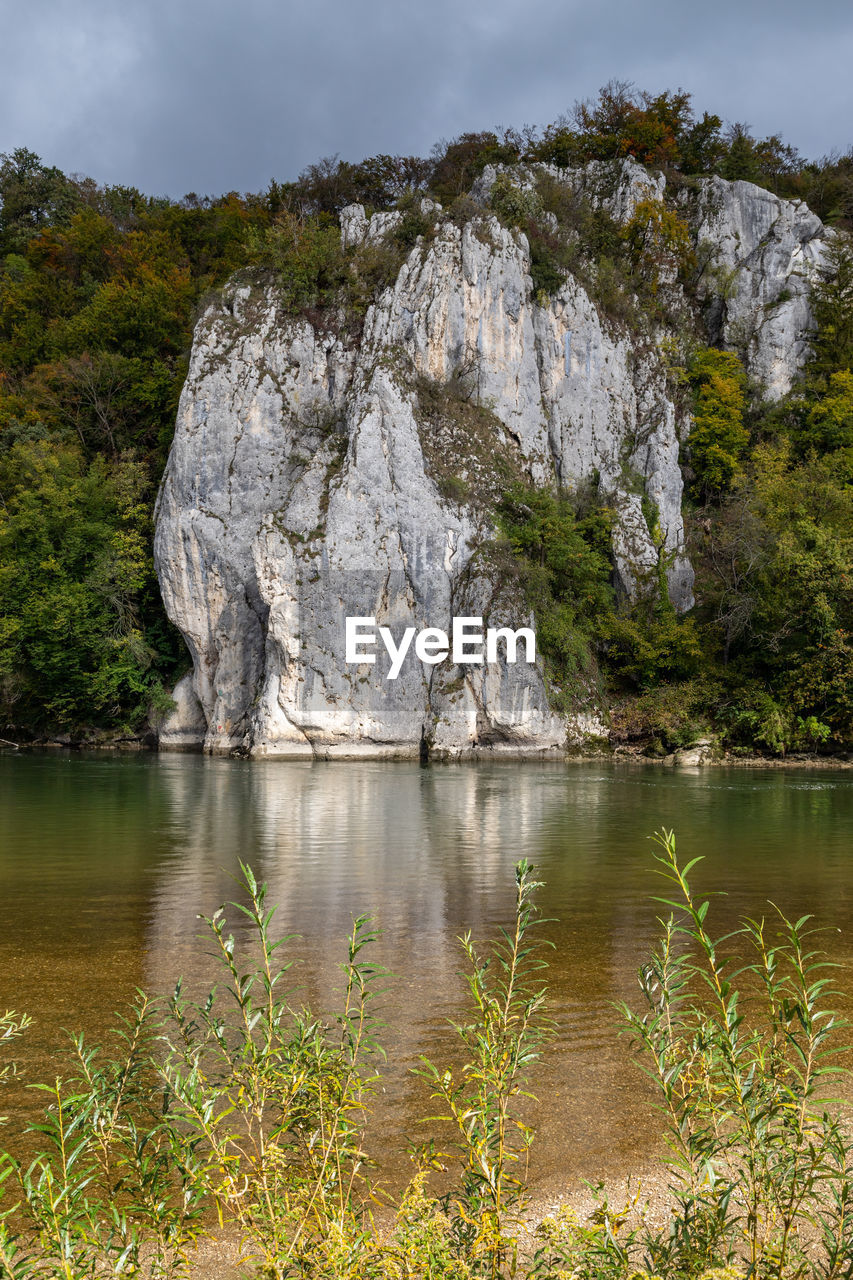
[154,160,833,757]
[685,177,836,398]
[473,158,836,398]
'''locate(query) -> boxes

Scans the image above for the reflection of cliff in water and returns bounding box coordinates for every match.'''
[142,758,853,1189]
[144,758,582,1048]
[3,754,853,1189]
[139,757,655,1187]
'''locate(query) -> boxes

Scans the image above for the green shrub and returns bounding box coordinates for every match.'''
[609,678,719,753]
[527,232,571,298]
[429,132,522,206]
[489,174,543,228]
[246,210,349,312]
[624,832,853,1279]
[807,235,853,381]
[3,848,853,1279]
[792,368,853,454]
[416,861,552,1280]
[393,207,434,249]
[601,605,703,691]
[0,440,183,731]
[495,484,615,704]
[162,864,385,1276]
[0,997,204,1278]
[687,347,749,498]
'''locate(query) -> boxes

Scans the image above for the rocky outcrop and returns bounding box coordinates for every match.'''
[473,156,666,226]
[474,158,836,397]
[154,160,833,758]
[684,177,835,398]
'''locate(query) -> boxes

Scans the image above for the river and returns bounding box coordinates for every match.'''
[2,751,852,1198]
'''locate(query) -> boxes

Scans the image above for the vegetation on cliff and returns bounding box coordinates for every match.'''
[0,82,851,750]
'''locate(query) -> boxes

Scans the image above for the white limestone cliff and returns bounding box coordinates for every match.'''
[154,161,834,757]
[685,176,835,398]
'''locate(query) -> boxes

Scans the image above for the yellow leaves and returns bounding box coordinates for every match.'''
[0,387,42,434]
[626,199,692,256]
[804,368,853,451]
[623,199,694,292]
[688,347,749,496]
[749,439,791,507]
[534,1203,580,1243]
[656,334,690,387]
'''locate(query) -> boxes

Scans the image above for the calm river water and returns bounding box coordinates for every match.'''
[2,751,853,1196]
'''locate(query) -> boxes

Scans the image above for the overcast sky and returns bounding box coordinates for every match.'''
[2,0,852,198]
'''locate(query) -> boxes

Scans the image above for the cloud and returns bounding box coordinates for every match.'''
[2,0,851,195]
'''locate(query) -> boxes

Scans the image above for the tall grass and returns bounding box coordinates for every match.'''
[415,860,552,1279]
[0,838,852,1278]
[163,864,385,1276]
[624,830,853,1280]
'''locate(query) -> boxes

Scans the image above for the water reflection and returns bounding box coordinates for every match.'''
[2,753,853,1190]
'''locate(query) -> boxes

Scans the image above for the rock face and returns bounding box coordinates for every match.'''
[154,161,832,758]
[473,156,666,226]
[685,176,835,398]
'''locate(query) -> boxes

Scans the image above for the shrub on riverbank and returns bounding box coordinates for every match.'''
[1,844,853,1278]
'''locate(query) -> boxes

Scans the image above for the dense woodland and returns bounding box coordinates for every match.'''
[0,83,851,753]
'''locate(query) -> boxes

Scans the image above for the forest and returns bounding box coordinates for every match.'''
[0,82,851,754]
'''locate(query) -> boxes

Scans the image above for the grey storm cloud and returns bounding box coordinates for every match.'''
[1,0,852,196]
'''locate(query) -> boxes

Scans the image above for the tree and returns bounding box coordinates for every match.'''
[0,440,180,730]
[0,148,81,253]
[720,123,761,183]
[534,83,694,170]
[687,348,749,497]
[429,132,520,204]
[808,235,853,381]
[790,369,853,455]
[623,198,693,292]
[679,112,725,174]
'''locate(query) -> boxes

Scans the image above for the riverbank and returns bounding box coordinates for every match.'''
[135,1165,680,1280]
[3,732,853,767]
[610,743,853,768]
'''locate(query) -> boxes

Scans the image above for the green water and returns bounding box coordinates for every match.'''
[2,751,853,1193]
